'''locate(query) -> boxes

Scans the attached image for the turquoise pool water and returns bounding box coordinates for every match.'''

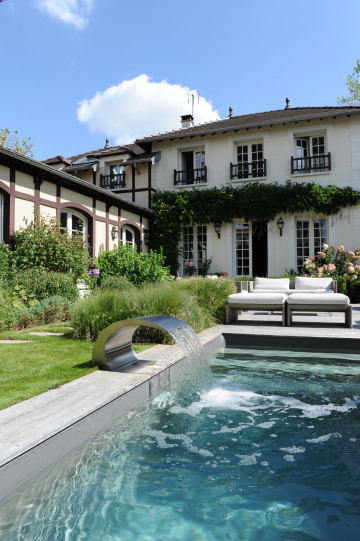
[0,347,359,540]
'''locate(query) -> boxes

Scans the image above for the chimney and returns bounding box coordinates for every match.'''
[285,97,290,110]
[181,114,194,128]
[105,138,109,149]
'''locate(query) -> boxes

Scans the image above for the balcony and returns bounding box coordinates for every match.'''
[291,153,331,174]
[230,159,267,180]
[100,173,126,190]
[174,167,207,185]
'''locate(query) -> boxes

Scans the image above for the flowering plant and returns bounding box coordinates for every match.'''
[184,259,197,276]
[304,244,360,280]
[86,267,100,288]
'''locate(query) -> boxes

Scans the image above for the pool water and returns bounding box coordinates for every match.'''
[0,347,359,540]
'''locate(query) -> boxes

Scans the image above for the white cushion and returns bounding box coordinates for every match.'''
[253,277,290,291]
[295,276,333,291]
[287,289,334,295]
[288,293,349,305]
[251,288,292,294]
[228,293,287,305]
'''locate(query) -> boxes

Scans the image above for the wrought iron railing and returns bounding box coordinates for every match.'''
[291,153,331,174]
[100,173,126,190]
[230,159,267,179]
[174,167,207,185]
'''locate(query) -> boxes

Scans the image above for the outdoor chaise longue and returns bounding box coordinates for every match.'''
[226,277,352,328]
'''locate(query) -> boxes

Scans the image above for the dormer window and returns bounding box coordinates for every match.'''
[100,164,126,190]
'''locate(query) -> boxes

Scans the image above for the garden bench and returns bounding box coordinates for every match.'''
[226,293,287,326]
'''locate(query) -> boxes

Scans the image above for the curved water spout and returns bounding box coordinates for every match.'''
[92,314,188,371]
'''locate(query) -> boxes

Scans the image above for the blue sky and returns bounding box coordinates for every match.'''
[1,0,359,160]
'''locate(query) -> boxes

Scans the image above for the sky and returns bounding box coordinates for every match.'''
[1,0,360,161]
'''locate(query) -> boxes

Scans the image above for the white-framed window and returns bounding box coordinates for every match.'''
[121,226,136,249]
[292,134,330,174]
[296,218,327,271]
[60,209,88,240]
[175,148,206,185]
[235,223,250,276]
[231,142,265,180]
[0,193,3,243]
[182,225,207,274]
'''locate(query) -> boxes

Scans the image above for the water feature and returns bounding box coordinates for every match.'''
[0,346,359,540]
[92,314,213,388]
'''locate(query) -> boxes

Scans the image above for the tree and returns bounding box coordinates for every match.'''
[0,128,34,156]
[338,59,360,106]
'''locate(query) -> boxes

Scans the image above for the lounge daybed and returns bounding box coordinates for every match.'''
[226,293,287,325]
[287,293,352,328]
[226,277,352,327]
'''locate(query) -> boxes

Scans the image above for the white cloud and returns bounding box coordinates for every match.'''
[35,0,94,29]
[77,74,220,144]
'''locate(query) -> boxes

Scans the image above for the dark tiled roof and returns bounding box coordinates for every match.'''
[43,143,145,165]
[136,106,360,144]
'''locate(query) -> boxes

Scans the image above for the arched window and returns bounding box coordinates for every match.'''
[121,226,136,249]
[60,209,88,240]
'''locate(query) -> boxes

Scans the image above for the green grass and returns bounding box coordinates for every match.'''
[0,326,155,411]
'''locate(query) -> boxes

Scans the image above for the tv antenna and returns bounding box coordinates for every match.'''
[187,91,199,117]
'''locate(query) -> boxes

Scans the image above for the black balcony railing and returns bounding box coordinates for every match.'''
[291,153,331,174]
[174,167,207,185]
[100,173,126,190]
[230,159,267,180]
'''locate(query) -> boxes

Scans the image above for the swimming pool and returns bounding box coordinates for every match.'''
[0,346,359,540]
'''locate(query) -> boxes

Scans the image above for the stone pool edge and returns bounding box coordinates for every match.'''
[0,328,225,503]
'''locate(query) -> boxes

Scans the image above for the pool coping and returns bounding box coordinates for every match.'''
[0,328,225,503]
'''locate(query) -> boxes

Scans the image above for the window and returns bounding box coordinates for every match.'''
[235,223,250,276]
[182,225,207,274]
[100,164,126,190]
[296,218,327,271]
[174,149,207,185]
[292,135,330,174]
[231,142,266,180]
[60,209,87,240]
[121,226,136,249]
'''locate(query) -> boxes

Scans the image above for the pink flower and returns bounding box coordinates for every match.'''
[307,263,316,269]
[317,267,324,273]
[317,272,323,277]
[337,245,345,252]
[346,250,356,258]
[327,263,336,272]
[349,274,358,282]
[317,251,326,259]
[355,265,360,273]
[347,265,355,273]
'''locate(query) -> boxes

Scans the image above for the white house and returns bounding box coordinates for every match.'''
[135,102,360,277]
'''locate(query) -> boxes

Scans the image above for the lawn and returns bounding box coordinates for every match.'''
[0,325,154,411]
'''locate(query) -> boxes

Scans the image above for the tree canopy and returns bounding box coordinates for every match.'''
[338,59,360,106]
[0,128,34,156]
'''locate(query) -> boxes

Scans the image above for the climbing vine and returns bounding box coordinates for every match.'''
[151,181,360,273]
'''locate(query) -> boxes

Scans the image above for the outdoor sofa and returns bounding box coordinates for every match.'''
[226,277,352,327]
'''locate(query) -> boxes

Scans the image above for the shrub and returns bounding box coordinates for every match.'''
[71,281,213,342]
[95,244,171,285]
[15,296,73,329]
[10,214,91,279]
[16,268,79,301]
[0,289,21,331]
[175,277,236,323]
[98,275,133,291]
[0,242,14,289]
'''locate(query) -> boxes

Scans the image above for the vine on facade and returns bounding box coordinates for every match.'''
[151,181,360,273]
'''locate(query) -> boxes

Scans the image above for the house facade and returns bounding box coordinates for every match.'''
[136,104,360,277]
[0,146,153,258]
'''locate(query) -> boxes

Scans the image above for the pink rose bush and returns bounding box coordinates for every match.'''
[304,244,360,281]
